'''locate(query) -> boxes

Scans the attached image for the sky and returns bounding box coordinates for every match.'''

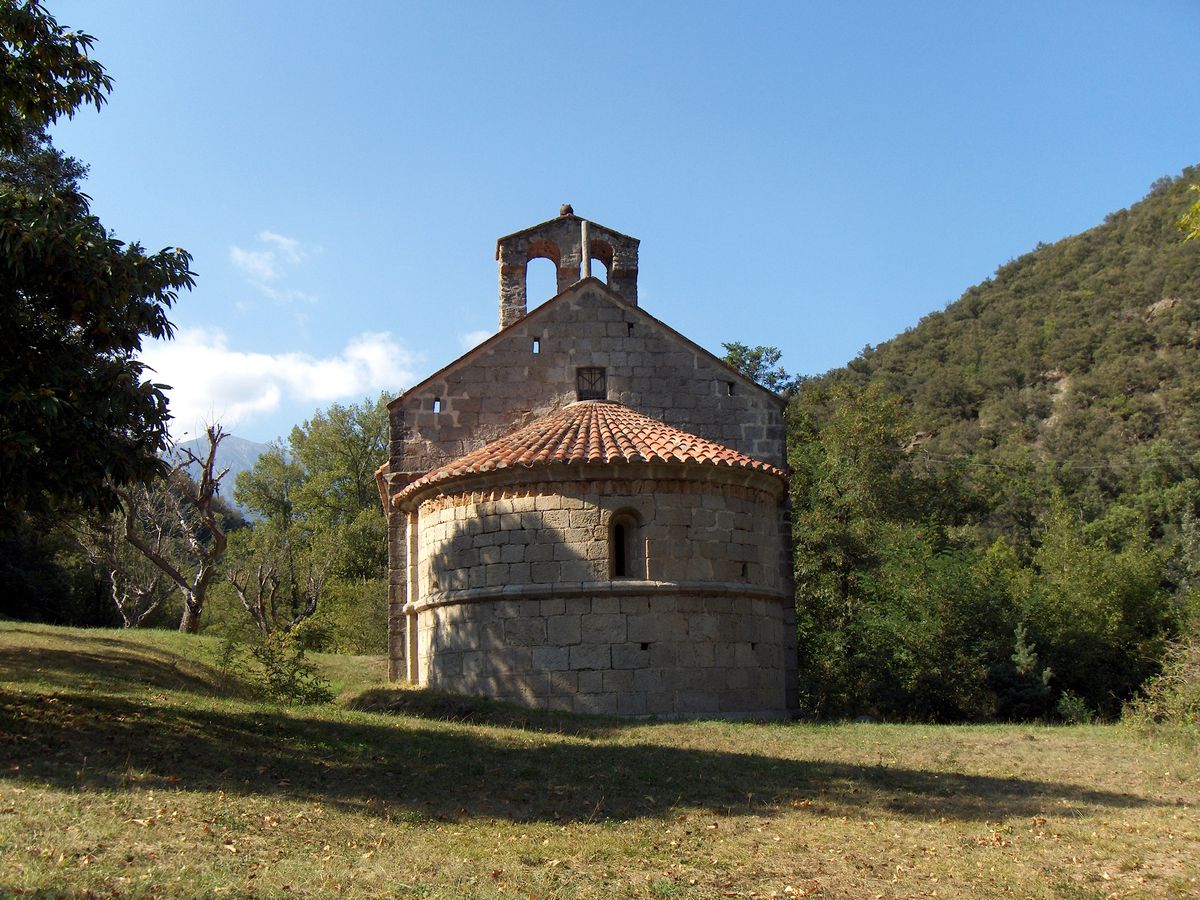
[48,0,1200,444]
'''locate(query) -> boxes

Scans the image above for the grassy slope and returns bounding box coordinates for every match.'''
[1,622,1197,898]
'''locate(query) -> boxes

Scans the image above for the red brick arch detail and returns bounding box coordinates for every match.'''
[525,238,561,267]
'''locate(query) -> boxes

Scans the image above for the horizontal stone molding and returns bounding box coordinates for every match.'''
[405,578,792,614]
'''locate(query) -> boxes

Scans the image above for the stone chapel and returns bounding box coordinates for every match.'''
[377,208,797,719]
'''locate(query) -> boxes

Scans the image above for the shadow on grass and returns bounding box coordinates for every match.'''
[348,686,630,739]
[0,686,1162,825]
[0,645,236,698]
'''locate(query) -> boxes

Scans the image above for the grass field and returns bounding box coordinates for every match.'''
[1,621,1197,898]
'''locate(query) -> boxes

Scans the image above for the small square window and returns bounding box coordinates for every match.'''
[576,367,607,401]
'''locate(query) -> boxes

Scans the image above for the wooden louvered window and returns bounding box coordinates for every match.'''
[576,367,606,401]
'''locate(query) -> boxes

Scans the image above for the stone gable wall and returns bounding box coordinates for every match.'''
[388,285,786,481]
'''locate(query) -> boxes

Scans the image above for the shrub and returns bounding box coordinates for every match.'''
[214,629,333,705]
[1056,690,1094,725]
[1123,630,1200,744]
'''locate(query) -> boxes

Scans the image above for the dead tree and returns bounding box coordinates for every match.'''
[119,424,230,633]
[226,536,326,635]
[78,512,169,628]
[228,563,281,634]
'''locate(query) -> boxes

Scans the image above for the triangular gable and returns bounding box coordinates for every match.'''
[493,213,639,252]
[390,277,783,408]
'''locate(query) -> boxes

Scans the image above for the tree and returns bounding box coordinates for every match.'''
[0,1,194,526]
[721,342,799,394]
[789,382,924,714]
[233,444,305,530]
[118,425,231,633]
[288,394,389,532]
[236,394,389,578]
[788,381,1006,719]
[0,1,111,150]
[79,499,171,628]
[1017,497,1173,717]
[225,395,390,649]
[223,519,332,637]
[1179,184,1200,243]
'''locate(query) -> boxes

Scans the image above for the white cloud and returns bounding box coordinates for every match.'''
[458,329,494,350]
[229,245,280,282]
[258,230,304,264]
[257,283,318,305]
[140,327,418,438]
[229,230,316,303]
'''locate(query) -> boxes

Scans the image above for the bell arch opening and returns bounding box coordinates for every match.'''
[588,239,613,284]
[526,238,561,309]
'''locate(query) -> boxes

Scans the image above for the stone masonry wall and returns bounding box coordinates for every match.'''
[385,279,791,686]
[403,472,793,719]
[414,475,787,596]
[414,591,790,719]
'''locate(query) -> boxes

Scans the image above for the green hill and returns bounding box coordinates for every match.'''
[808,167,1200,544]
[785,168,1200,721]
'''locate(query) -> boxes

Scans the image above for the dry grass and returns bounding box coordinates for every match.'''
[1,621,1197,898]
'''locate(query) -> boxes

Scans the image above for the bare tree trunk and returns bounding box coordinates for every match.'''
[179,598,201,634]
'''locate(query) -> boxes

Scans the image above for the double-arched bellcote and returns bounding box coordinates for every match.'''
[497,209,639,329]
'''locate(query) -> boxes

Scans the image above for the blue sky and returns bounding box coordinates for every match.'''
[49,0,1200,443]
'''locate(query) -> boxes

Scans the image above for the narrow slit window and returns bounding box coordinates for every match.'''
[627,322,635,337]
[532,337,540,354]
[724,381,735,397]
[609,511,641,579]
[576,366,607,401]
[613,523,627,577]
[432,398,442,414]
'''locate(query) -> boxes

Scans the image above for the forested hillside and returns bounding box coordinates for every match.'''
[833,168,1200,539]
[786,167,1200,722]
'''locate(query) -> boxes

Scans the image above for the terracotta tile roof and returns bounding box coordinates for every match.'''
[395,401,786,504]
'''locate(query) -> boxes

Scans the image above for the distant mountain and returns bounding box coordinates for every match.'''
[165,434,271,509]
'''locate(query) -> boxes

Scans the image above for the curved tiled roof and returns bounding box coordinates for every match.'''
[395,401,786,504]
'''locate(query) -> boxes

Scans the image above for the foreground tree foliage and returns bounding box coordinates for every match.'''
[0,0,193,526]
[0,0,109,149]
[205,395,390,653]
